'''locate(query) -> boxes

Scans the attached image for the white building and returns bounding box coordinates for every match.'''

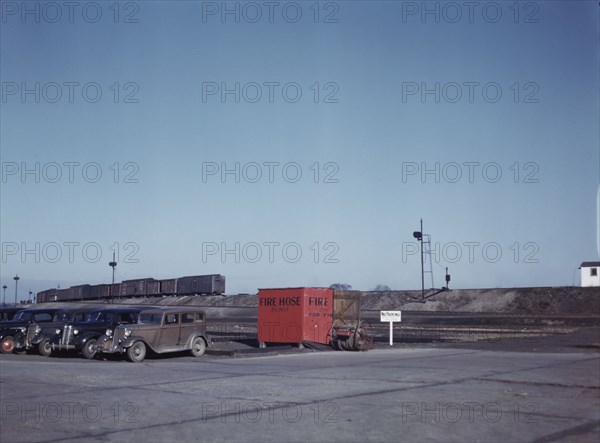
[580,262,600,287]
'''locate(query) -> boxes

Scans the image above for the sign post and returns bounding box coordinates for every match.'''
[380,311,402,346]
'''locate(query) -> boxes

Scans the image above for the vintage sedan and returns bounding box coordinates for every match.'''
[0,307,23,322]
[50,307,143,359]
[15,308,95,356]
[1,308,62,354]
[96,308,209,362]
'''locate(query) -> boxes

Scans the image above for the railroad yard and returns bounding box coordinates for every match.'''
[1,286,599,442]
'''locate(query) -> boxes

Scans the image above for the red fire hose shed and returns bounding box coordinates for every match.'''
[258,287,333,346]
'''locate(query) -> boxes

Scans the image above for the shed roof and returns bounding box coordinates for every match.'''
[580,261,600,267]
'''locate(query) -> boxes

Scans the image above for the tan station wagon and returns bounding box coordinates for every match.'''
[95,307,209,362]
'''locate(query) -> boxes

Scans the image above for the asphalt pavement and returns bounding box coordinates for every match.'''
[1,330,599,442]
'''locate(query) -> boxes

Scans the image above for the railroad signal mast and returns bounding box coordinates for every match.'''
[412,219,451,302]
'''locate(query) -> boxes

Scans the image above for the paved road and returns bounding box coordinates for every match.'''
[1,338,599,442]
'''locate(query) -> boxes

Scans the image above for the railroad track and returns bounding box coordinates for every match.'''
[205,316,583,344]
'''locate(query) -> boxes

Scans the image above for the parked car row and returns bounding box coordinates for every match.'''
[0,305,210,363]
[37,274,226,303]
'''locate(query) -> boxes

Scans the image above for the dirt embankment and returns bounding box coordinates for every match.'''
[31,287,599,316]
[132,286,600,315]
[358,287,600,315]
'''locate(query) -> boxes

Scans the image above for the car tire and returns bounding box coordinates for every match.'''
[82,339,97,359]
[1,336,15,354]
[190,337,206,357]
[126,341,146,363]
[39,338,52,357]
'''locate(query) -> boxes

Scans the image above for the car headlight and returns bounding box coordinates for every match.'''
[105,329,112,337]
[55,329,62,335]
[73,329,79,335]
[124,328,132,338]
[35,326,41,334]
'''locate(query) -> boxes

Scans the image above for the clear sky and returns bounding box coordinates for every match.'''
[1,1,598,298]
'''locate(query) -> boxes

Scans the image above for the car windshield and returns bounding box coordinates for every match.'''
[86,311,114,322]
[53,312,73,322]
[12,311,32,321]
[138,313,162,324]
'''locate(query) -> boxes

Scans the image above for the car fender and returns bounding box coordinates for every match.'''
[185,333,209,348]
[121,336,152,351]
[13,331,26,349]
[74,332,100,349]
[0,328,23,341]
[30,333,52,345]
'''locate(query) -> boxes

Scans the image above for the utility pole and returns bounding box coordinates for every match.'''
[109,252,117,304]
[2,285,7,306]
[13,275,20,305]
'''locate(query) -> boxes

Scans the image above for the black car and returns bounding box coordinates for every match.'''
[0,308,62,354]
[0,307,24,322]
[14,307,96,356]
[50,307,144,359]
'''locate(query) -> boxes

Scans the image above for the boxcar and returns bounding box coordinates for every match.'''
[89,284,112,300]
[109,283,122,298]
[146,279,161,296]
[159,279,177,295]
[121,279,157,297]
[65,285,92,301]
[37,289,59,303]
[176,274,225,295]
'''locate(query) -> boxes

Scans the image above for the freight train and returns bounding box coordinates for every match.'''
[37,274,225,303]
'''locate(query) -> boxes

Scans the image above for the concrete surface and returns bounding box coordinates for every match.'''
[1,331,599,443]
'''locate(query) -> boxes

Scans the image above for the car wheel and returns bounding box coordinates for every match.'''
[1,336,15,354]
[190,337,206,357]
[81,339,97,359]
[126,341,146,363]
[39,338,52,357]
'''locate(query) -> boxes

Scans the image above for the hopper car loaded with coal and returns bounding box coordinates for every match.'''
[37,274,225,303]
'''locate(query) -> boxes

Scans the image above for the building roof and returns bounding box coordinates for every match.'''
[580,261,600,267]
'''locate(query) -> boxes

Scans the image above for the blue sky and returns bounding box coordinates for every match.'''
[1,1,598,297]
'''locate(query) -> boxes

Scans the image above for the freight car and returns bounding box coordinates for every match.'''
[177,274,225,295]
[36,274,225,302]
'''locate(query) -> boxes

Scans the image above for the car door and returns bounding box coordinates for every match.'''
[180,312,199,345]
[158,313,181,347]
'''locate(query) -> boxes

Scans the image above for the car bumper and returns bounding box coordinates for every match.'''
[95,335,121,354]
